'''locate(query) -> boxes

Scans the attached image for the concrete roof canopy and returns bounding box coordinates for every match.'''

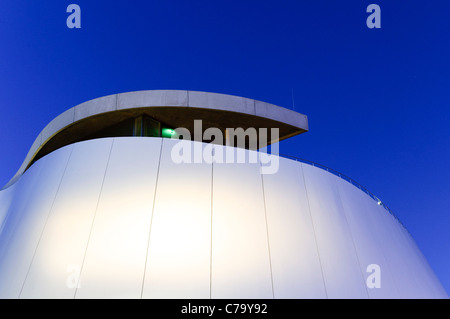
[2,90,308,189]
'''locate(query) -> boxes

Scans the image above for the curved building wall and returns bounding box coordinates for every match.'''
[0,137,447,299]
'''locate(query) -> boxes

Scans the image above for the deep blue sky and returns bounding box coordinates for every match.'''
[0,0,449,295]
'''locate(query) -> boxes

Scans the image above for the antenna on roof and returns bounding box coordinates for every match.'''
[291,88,296,112]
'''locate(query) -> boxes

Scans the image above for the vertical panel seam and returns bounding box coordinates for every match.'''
[333,175,370,299]
[0,185,15,236]
[356,189,401,298]
[73,138,115,299]
[0,164,44,264]
[377,207,410,297]
[300,163,329,299]
[370,208,402,298]
[259,169,275,299]
[140,138,164,299]
[18,145,75,298]
[209,156,214,299]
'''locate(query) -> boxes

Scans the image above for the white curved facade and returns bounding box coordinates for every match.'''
[0,136,447,299]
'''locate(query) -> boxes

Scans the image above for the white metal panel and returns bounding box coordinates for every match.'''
[0,183,17,235]
[142,139,212,298]
[372,203,422,298]
[384,210,443,298]
[405,234,449,298]
[211,145,273,299]
[301,163,368,298]
[396,218,439,298]
[354,199,401,298]
[0,136,446,299]
[336,177,399,298]
[409,233,448,298]
[262,156,326,298]
[0,159,45,298]
[75,137,161,299]
[19,139,113,299]
[389,217,429,297]
[0,145,73,298]
[398,224,443,298]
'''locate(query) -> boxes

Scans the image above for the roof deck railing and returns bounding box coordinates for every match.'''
[278,153,409,233]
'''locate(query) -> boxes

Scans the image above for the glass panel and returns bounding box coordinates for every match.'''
[143,117,160,137]
[133,117,143,136]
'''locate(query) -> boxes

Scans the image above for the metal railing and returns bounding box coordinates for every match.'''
[278,153,409,232]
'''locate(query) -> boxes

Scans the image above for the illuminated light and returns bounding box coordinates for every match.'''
[161,128,176,138]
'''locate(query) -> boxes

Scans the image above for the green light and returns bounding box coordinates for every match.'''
[162,128,175,138]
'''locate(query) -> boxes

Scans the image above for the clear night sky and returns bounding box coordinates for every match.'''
[0,1,449,295]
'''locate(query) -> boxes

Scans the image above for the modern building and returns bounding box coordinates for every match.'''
[0,90,447,298]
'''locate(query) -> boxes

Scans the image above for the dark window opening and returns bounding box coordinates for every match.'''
[28,115,175,170]
[133,116,161,137]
